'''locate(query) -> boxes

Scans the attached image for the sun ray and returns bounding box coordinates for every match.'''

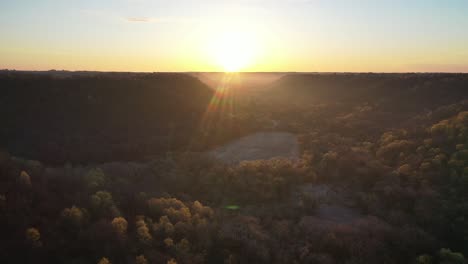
[188,72,242,149]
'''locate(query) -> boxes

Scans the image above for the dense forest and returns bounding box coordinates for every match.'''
[1,71,468,263]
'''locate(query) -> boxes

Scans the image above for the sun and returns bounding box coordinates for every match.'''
[211,31,257,72]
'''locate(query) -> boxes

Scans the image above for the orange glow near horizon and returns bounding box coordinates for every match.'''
[1,1,468,73]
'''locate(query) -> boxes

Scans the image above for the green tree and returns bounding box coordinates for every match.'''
[61,206,86,228]
[167,259,177,264]
[154,215,174,236]
[97,257,111,264]
[19,171,31,186]
[111,217,128,239]
[135,216,152,245]
[25,227,41,247]
[164,237,174,248]
[147,197,185,218]
[135,255,148,264]
[90,191,120,217]
[85,168,106,189]
[175,238,191,255]
[415,254,433,264]
[438,248,466,264]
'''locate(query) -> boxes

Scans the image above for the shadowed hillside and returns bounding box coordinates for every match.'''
[0,72,214,164]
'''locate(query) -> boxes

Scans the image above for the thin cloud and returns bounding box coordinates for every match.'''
[124,17,195,24]
[126,17,152,22]
[80,9,195,24]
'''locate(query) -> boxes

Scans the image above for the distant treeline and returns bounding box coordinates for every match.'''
[269,73,468,109]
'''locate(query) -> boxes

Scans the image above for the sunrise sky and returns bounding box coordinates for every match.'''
[1,0,468,72]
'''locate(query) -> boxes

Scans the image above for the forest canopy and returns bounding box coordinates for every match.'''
[1,72,468,263]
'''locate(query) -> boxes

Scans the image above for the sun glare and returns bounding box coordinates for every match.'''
[211,32,257,72]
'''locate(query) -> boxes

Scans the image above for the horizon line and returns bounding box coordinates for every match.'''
[2,69,468,74]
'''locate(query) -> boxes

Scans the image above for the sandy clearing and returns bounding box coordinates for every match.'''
[210,132,299,164]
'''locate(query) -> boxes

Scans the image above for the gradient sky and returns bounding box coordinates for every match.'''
[1,0,468,72]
